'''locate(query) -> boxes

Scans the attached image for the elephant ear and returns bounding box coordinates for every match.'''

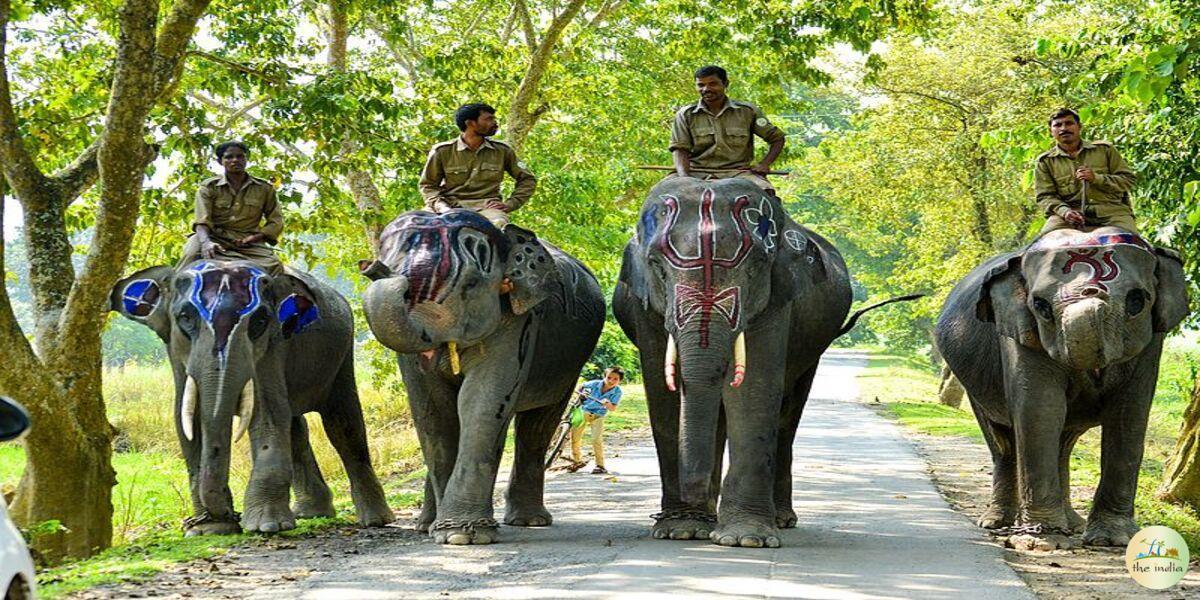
[503,225,558,315]
[975,254,1041,349]
[270,270,322,338]
[616,241,650,310]
[1153,247,1189,333]
[110,265,176,340]
[766,227,829,314]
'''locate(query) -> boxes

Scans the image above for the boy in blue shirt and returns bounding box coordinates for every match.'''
[571,366,625,474]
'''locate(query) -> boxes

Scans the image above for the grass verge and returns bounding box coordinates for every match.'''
[858,342,1200,549]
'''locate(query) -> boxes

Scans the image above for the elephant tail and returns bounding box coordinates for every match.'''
[838,294,925,337]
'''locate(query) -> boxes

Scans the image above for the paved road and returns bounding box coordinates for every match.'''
[254,350,1033,599]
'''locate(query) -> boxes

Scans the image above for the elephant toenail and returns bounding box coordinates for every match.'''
[447,533,471,545]
[653,529,667,539]
[741,536,764,548]
[719,535,737,546]
[669,530,692,540]
[767,537,781,548]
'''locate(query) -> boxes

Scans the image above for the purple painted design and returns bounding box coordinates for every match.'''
[378,211,505,308]
[1030,231,1153,254]
[186,262,265,362]
[1062,248,1121,293]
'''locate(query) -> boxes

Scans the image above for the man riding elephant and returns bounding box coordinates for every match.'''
[1035,108,1138,235]
[419,103,537,229]
[179,141,285,275]
[670,65,786,195]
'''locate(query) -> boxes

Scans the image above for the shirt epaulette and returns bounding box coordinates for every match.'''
[201,175,223,186]
[488,139,512,149]
[1092,140,1113,147]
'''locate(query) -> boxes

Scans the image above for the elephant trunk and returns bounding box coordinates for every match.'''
[363,276,434,354]
[1060,297,1109,370]
[197,368,255,519]
[674,327,736,507]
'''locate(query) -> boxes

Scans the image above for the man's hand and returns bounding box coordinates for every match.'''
[485,200,509,213]
[1074,166,1095,182]
[432,200,453,213]
[1063,209,1087,226]
[748,163,771,176]
[200,240,224,259]
[234,233,265,247]
[602,401,616,412]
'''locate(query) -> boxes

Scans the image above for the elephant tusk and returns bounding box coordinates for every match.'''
[233,379,255,443]
[665,334,678,392]
[448,342,461,375]
[181,376,198,441]
[731,332,747,388]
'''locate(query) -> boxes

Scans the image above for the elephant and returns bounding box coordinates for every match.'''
[111,260,393,535]
[613,177,909,548]
[359,209,605,545]
[935,228,1188,549]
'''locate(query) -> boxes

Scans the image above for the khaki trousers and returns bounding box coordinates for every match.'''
[666,171,774,192]
[179,234,283,276]
[570,412,606,468]
[451,200,511,229]
[1039,203,1138,235]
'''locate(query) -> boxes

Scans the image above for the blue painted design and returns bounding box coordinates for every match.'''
[278,294,320,335]
[756,215,770,238]
[185,262,266,325]
[122,279,158,316]
[639,208,659,243]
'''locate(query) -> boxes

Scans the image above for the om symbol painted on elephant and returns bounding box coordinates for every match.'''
[657,188,754,348]
[1062,249,1121,293]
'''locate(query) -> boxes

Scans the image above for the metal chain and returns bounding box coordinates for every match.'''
[989,523,1073,537]
[182,509,241,531]
[650,509,717,524]
[429,517,499,533]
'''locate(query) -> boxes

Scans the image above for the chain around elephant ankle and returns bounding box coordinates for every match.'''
[650,509,717,523]
[991,523,1072,537]
[182,509,241,530]
[429,517,499,533]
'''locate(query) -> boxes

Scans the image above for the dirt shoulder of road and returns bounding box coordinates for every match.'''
[870,403,1200,599]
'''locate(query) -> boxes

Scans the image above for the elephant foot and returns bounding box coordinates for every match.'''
[504,506,553,527]
[651,509,716,541]
[774,506,798,529]
[976,503,1016,529]
[1004,520,1075,551]
[242,501,297,534]
[1065,506,1087,533]
[353,498,395,527]
[1082,513,1137,547]
[182,513,242,537]
[430,517,500,545]
[415,502,436,533]
[710,518,781,548]
[292,498,336,520]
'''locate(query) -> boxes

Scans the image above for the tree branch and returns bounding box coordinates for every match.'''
[188,91,310,159]
[0,0,50,206]
[506,0,588,153]
[0,188,43,399]
[186,49,287,85]
[515,0,538,53]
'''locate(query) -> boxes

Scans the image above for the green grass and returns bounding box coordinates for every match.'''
[859,342,1200,550]
[0,367,653,597]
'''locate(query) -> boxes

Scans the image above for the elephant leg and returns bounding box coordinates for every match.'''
[400,356,459,534]
[319,358,392,527]
[1002,340,1072,550]
[773,366,816,529]
[1059,430,1086,532]
[241,380,297,534]
[712,322,789,549]
[1085,348,1158,547]
[968,402,1017,529]
[289,415,336,519]
[638,326,716,541]
[431,320,534,545]
[505,400,563,527]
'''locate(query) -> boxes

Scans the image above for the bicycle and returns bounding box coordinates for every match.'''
[545,388,591,470]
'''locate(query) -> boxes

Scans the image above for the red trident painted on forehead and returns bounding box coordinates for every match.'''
[657,189,753,348]
[1062,249,1121,292]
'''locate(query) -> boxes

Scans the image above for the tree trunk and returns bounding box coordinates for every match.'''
[505,0,587,154]
[326,0,385,253]
[1159,377,1200,506]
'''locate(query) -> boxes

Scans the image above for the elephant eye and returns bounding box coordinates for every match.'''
[248,306,271,339]
[1031,297,1054,321]
[1126,289,1147,317]
[463,276,482,292]
[176,306,199,339]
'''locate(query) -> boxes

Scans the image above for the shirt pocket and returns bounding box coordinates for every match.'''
[477,162,503,184]
[239,192,265,219]
[445,165,470,186]
[726,129,751,149]
[692,124,716,149]
[1054,173,1078,196]
[214,191,234,211]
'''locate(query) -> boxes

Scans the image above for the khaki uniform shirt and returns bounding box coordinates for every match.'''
[669,99,785,174]
[1035,140,1136,220]
[419,137,537,212]
[193,174,283,244]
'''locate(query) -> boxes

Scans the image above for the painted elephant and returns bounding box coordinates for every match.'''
[614,177,897,548]
[359,210,604,545]
[111,260,392,535]
[936,228,1188,549]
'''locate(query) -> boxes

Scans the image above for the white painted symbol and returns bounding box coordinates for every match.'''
[784,229,806,252]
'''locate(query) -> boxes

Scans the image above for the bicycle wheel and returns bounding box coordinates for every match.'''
[545,422,571,469]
